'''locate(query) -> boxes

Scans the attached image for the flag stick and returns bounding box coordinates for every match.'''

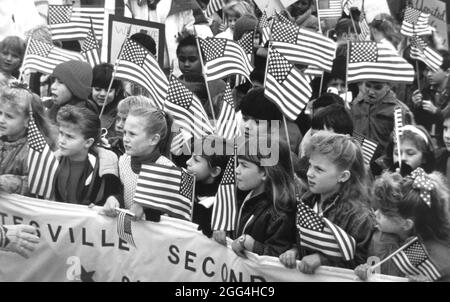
[195,37,217,129]
[18,37,32,83]
[263,42,272,87]
[315,0,322,34]
[348,9,359,39]
[415,60,421,91]
[395,107,403,171]
[190,175,196,222]
[319,71,325,95]
[99,24,132,119]
[369,237,418,272]
[345,39,350,103]
[282,115,296,180]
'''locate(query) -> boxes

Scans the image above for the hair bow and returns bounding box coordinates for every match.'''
[410,168,434,207]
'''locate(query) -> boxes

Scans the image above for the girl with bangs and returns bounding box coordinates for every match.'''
[231,137,297,258]
[0,36,26,87]
[280,131,376,273]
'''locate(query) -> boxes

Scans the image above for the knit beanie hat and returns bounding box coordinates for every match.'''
[52,60,93,100]
[233,14,258,41]
[240,87,283,120]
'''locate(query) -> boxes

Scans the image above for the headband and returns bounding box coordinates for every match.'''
[402,125,429,144]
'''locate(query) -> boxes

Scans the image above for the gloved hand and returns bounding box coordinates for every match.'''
[0,224,40,258]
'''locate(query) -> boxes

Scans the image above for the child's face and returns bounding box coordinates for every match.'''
[226,12,239,31]
[123,115,156,157]
[115,110,127,136]
[443,118,450,152]
[178,45,202,76]
[364,81,390,103]
[290,0,310,16]
[0,48,21,75]
[51,78,73,106]
[0,103,28,140]
[58,122,92,160]
[307,153,346,198]
[235,158,265,191]
[186,155,213,183]
[327,78,345,95]
[92,87,116,107]
[393,139,424,171]
[426,67,448,86]
[375,209,406,235]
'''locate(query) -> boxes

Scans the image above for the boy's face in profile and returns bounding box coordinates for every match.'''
[178,45,202,77]
[443,118,450,152]
[186,155,214,183]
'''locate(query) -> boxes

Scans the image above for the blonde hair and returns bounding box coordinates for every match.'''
[117,95,156,114]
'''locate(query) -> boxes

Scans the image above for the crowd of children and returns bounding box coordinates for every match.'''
[1,0,450,281]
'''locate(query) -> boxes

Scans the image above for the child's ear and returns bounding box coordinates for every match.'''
[403,219,415,232]
[210,166,222,179]
[338,170,351,183]
[149,133,161,146]
[84,138,95,149]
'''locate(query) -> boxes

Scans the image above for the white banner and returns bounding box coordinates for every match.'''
[0,193,406,282]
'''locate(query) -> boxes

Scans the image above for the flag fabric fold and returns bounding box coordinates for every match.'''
[347,41,415,84]
[271,20,336,72]
[115,39,168,109]
[133,164,195,221]
[296,202,356,261]
[353,132,378,165]
[264,46,312,120]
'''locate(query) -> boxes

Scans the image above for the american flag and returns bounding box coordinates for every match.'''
[48,4,104,41]
[410,36,443,72]
[81,21,101,68]
[237,31,254,62]
[164,75,214,139]
[271,20,337,72]
[259,11,271,45]
[170,129,193,156]
[275,11,294,25]
[117,210,136,248]
[358,12,370,41]
[353,132,378,165]
[133,164,195,221]
[198,37,253,82]
[317,0,343,19]
[27,114,59,200]
[211,156,237,231]
[348,41,415,84]
[115,39,168,109]
[297,201,356,261]
[391,238,441,281]
[264,46,312,121]
[401,7,433,37]
[205,0,225,18]
[216,82,238,140]
[21,38,85,76]
[342,0,354,16]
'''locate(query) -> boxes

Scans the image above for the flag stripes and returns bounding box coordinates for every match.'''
[265,46,312,120]
[205,0,225,18]
[348,41,414,83]
[165,76,214,139]
[410,36,443,72]
[211,156,237,231]
[81,23,101,68]
[22,39,85,76]
[400,7,432,37]
[391,239,441,281]
[353,132,378,165]
[216,82,238,140]
[117,211,136,248]
[115,39,168,109]
[198,37,253,82]
[271,20,336,72]
[317,0,343,19]
[133,164,195,221]
[49,5,105,41]
[27,115,58,200]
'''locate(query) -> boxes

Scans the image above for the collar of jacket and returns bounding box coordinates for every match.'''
[301,191,340,214]
[130,149,161,174]
[0,135,27,147]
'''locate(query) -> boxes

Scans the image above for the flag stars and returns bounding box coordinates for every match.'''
[268,49,292,83]
[272,21,297,44]
[349,41,378,63]
[200,38,226,62]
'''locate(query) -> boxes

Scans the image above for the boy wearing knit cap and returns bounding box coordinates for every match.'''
[47,60,98,123]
